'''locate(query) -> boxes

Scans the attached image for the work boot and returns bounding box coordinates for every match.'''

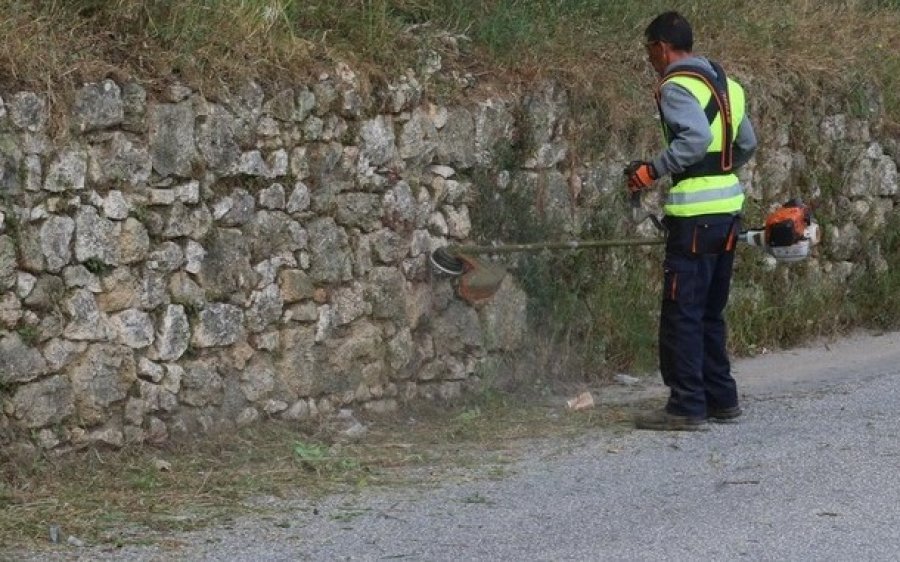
[707,405,742,423]
[634,409,709,431]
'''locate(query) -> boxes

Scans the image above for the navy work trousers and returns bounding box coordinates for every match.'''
[659,213,740,419]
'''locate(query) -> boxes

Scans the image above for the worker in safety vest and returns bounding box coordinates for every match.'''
[626,11,758,430]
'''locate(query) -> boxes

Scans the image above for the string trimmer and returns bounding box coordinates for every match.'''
[430,199,819,305]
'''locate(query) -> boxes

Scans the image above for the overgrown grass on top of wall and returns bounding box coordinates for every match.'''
[1,1,898,136]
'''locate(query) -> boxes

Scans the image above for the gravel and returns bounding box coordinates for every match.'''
[10,331,900,561]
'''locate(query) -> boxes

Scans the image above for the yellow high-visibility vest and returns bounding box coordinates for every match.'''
[658,64,746,217]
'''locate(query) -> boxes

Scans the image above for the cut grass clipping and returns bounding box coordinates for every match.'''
[0,393,631,550]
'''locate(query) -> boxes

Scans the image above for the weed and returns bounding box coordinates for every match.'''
[180,301,204,316]
[126,466,163,492]
[460,492,492,505]
[15,324,40,346]
[128,204,149,223]
[82,257,113,276]
[846,213,900,328]
[293,440,363,475]
[181,344,201,360]
[467,147,546,248]
[455,407,482,423]
[845,82,878,120]
[292,440,328,463]
[0,201,21,240]
[726,264,849,355]
[328,507,370,523]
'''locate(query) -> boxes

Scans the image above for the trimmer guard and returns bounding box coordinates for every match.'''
[455,254,507,306]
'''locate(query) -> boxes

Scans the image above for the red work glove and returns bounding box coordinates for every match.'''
[624,161,657,192]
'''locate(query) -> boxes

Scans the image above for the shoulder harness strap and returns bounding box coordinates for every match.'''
[655,61,734,179]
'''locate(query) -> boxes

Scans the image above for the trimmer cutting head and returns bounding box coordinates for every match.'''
[429,247,465,275]
[429,247,507,305]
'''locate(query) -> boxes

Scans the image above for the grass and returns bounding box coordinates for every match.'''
[0,388,633,551]
[0,1,898,138]
[845,213,900,328]
[513,208,900,377]
[724,195,900,354]
[514,244,663,376]
[81,257,113,276]
[15,324,41,346]
[0,424,369,550]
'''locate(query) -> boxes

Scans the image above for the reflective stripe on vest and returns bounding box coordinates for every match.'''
[661,71,747,217]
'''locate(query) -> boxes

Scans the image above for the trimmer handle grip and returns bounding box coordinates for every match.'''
[624,160,645,209]
[630,189,641,208]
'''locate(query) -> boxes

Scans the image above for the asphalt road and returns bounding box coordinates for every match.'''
[11,331,900,561]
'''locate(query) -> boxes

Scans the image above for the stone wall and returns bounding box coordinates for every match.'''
[0,62,897,453]
[0,68,535,452]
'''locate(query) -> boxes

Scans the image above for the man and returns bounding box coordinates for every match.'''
[626,11,758,431]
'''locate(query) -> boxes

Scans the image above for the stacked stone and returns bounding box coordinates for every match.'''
[0,68,529,452]
[2,62,897,454]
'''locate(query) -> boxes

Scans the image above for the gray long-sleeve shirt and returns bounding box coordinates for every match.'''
[651,56,757,179]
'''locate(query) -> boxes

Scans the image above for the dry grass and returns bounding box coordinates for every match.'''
[0,388,633,551]
[0,1,897,139]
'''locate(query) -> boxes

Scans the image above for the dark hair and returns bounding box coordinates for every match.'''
[644,11,693,51]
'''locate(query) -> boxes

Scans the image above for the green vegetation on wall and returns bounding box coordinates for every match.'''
[846,213,900,327]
